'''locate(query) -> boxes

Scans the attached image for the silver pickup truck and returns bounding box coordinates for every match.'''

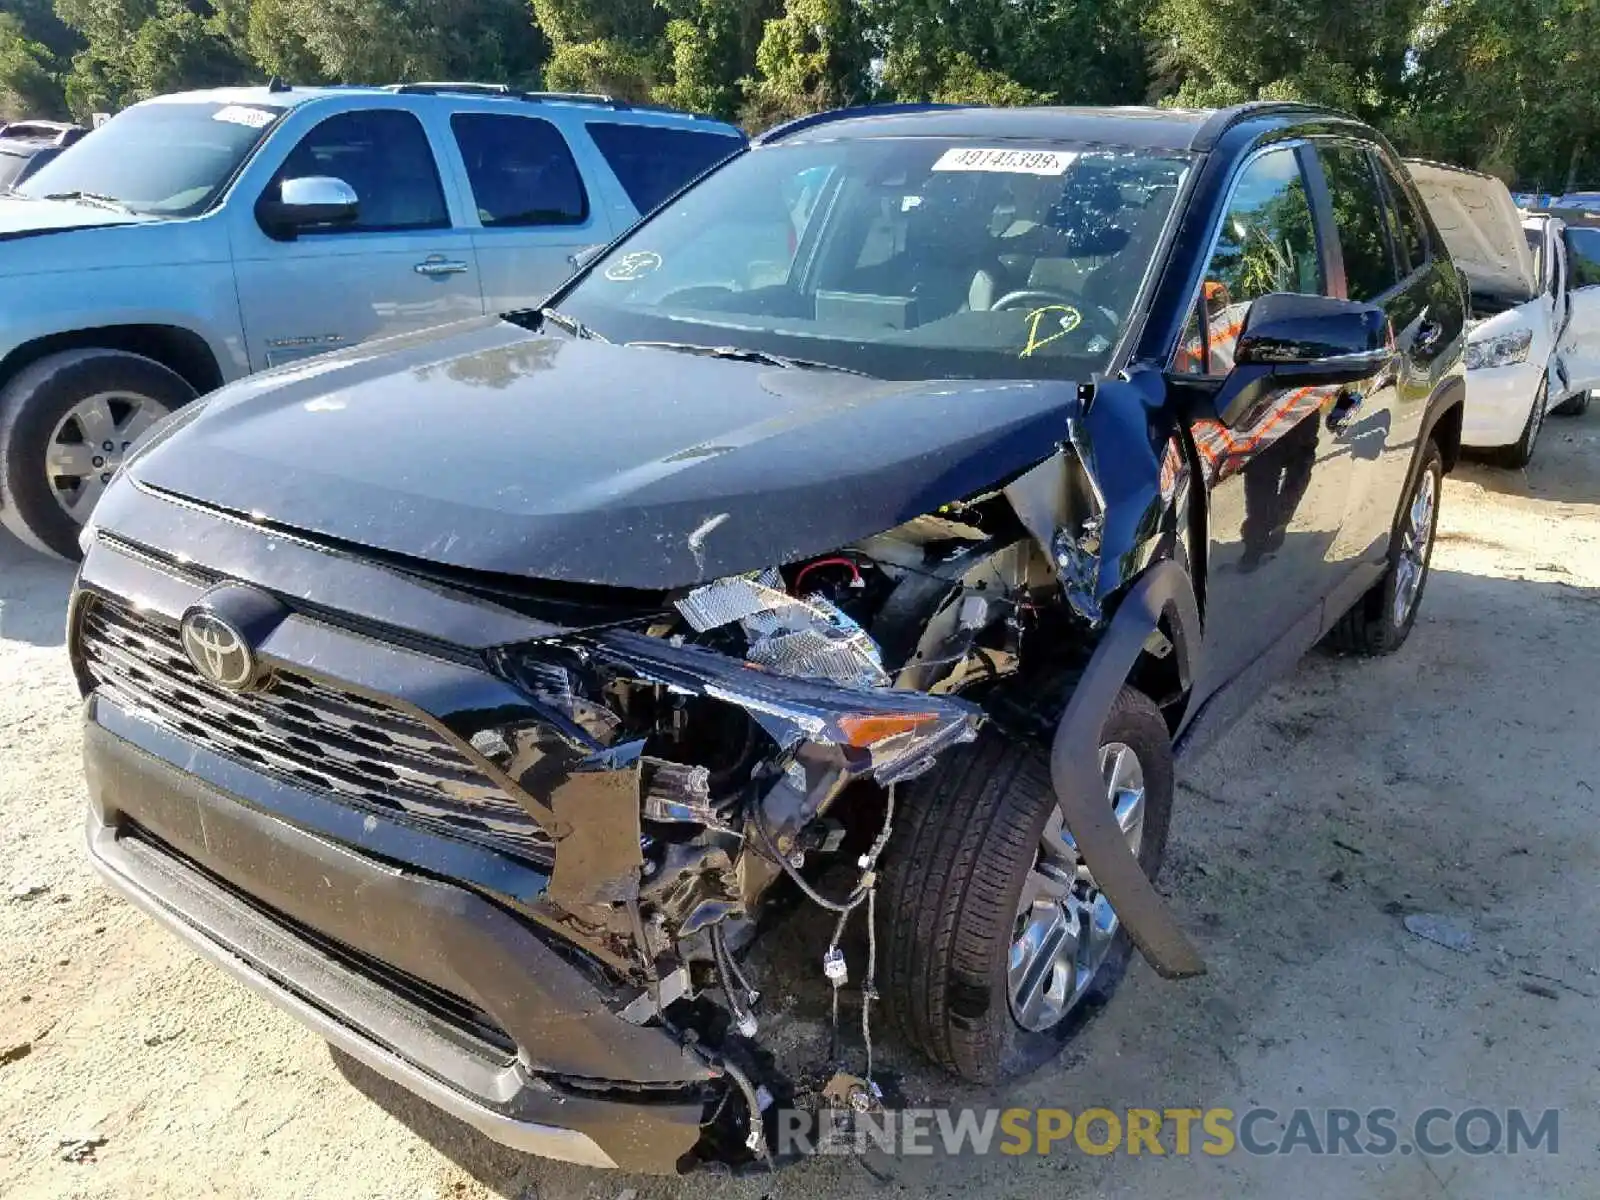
[0,82,744,558]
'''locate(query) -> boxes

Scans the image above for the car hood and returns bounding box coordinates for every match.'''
[130,318,1084,589]
[0,193,148,237]
[1405,159,1537,302]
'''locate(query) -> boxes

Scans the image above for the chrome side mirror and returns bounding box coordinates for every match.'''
[258,176,359,238]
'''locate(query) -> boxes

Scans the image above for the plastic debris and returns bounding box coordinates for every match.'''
[1403,912,1475,953]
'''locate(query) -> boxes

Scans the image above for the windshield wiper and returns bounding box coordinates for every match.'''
[43,191,136,214]
[627,341,868,376]
[538,307,607,343]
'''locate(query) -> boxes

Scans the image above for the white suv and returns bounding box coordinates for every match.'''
[1407,158,1600,465]
[0,82,744,557]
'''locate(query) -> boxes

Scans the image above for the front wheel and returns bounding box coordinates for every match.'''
[0,349,192,559]
[881,686,1173,1084]
[1326,440,1443,656]
[1492,374,1547,468]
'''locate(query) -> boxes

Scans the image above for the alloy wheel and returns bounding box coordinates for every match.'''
[1007,742,1145,1032]
[45,392,168,524]
[1392,466,1438,628]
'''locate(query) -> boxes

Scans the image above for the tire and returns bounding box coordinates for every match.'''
[0,349,193,559]
[1491,373,1547,468]
[1326,439,1444,657]
[1551,389,1590,417]
[881,686,1173,1084]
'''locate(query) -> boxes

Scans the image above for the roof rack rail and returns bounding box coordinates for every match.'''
[518,90,629,109]
[1190,100,1342,151]
[391,82,514,97]
[756,102,965,145]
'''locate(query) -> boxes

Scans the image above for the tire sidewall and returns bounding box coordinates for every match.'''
[0,350,193,559]
[1522,374,1547,460]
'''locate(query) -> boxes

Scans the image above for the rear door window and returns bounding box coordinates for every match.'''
[451,113,588,227]
[585,122,744,214]
[1317,145,1400,301]
[1376,157,1430,274]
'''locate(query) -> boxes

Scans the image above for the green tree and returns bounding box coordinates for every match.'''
[55,0,247,116]
[1148,0,1425,120]
[1397,0,1600,190]
[744,0,873,127]
[0,13,67,118]
[654,0,779,118]
[528,0,663,97]
[9,0,83,59]
[247,0,545,86]
[869,0,1148,107]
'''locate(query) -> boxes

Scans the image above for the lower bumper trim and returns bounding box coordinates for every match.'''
[86,809,622,1171]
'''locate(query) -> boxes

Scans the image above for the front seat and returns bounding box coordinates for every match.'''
[897,190,1006,318]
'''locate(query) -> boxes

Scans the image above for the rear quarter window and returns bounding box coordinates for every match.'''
[586,122,744,215]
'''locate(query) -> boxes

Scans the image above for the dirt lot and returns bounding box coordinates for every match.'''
[2,410,1597,1200]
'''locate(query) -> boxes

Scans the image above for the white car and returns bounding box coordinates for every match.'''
[1406,159,1600,465]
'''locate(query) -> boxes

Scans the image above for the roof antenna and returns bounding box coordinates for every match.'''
[267,76,291,94]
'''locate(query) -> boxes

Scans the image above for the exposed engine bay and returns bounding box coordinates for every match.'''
[454,450,1136,1163]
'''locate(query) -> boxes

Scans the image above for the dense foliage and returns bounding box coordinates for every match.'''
[1,0,1596,189]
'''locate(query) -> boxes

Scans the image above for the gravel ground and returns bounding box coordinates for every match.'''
[2,408,1597,1200]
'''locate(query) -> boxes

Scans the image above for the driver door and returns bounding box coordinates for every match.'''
[231,108,484,369]
[1177,145,1358,697]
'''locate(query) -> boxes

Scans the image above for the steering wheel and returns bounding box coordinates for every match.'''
[658,283,737,305]
[990,289,1122,345]
[989,288,1076,313]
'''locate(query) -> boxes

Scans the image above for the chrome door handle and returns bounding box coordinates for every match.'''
[1328,387,1364,432]
[1412,306,1444,353]
[415,257,470,277]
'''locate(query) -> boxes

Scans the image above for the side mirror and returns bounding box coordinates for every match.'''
[1213,293,1392,427]
[258,176,359,239]
[1233,292,1390,367]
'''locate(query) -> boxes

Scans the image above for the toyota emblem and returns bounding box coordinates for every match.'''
[180,609,258,691]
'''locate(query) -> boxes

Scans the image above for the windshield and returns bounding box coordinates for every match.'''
[555,137,1191,380]
[0,150,35,191]
[16,100,284,217]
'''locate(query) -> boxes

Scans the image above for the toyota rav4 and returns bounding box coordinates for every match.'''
[73,101,1465,1174]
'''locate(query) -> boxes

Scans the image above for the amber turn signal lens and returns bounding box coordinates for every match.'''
[837,712,940,748]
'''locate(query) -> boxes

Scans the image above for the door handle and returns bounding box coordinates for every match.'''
[1328,387,1364,432]
[415,256,470,277]
[1414,317,1444,354]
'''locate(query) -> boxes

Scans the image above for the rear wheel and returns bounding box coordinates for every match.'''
[881,686,1173,1083]
[1327,440,1443,656]
[0,349,191,559]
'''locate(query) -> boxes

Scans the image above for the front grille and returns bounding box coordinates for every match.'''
[80,596,555,863]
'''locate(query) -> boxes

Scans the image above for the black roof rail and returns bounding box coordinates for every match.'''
[1190,100,1346,151]
[756,102,966,145]
[391,82,514,97]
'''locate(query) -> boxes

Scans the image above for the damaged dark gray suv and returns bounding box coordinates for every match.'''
[72,101,1466,1172]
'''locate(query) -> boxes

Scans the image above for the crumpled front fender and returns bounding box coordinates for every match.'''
[1049,559,1206,979]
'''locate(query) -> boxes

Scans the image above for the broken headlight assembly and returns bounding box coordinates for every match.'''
[1464,327,1533,370]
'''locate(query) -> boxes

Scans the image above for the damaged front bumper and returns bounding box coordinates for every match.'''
[69,524,983,1170]
[83,701,714,1173]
